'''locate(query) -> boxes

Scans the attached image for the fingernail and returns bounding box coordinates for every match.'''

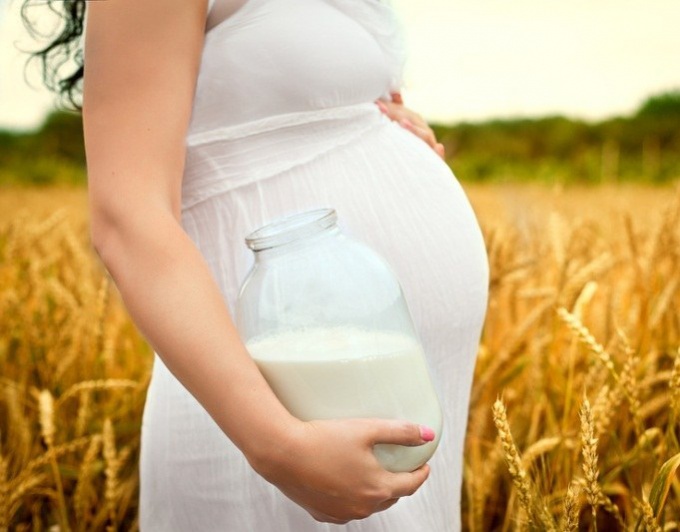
[376,100,387,112]
[400,118,413,128]
[419,426,435,442]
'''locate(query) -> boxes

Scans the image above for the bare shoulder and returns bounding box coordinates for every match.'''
[83,0,208,115]
[83,0,210,237]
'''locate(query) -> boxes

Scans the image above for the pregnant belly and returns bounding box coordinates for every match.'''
[326,119,490,328]
[182,109,489,344]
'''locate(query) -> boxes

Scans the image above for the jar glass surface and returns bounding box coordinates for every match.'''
[236,208,442,472]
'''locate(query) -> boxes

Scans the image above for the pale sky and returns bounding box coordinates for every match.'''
[1,0,679,131]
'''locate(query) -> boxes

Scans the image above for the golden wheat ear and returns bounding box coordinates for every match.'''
[492,398,556,530]
[560,481,581,532]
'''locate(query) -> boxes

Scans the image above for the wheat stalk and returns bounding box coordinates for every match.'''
[635,498,662,532]
[75,389,92,439]
[572,280,598,321]
[46,276,80,315]
[10,437,91,492]
[592,384,613,437]
[55,379,139,408]
[31,209,68,240]
[0,444,8,532]
[74,434,102,528]
[103,419,119,529]
[36,389,70,531]
[580,397,601,520]
[558,307,623,387]
[37,389,55,449]
[7,474,47,523]
[621,351,643,436]
[579,397,624,529]
[52,311,86,383]
[561,481,581,532]
[561,255,614,309]
[92,276,110,361]
[670,347,680,418]
[493,398,555,530]
[520,437,565,470]
[649,272,679,329]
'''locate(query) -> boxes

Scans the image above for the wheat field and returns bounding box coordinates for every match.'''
[0,183,678,531]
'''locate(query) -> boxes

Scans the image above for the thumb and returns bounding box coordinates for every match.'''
[366,419,436,447]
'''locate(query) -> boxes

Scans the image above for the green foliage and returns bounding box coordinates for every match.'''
[2,92,680,186]
[434,90,680,184]
[0,110,86,186]
[637,89,680,119]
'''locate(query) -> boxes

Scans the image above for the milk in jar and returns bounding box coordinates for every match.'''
[236,208,444,473]
[245,326,442,472]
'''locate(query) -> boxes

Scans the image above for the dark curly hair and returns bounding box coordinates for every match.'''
[20,0,86,112]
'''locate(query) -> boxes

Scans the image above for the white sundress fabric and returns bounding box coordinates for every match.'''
[138,0,490,530]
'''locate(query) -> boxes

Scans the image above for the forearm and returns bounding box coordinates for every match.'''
[92,206,297,462]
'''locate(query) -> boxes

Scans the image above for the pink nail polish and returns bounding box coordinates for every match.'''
[420,426,435,442]
[376,100,387,112]
[401,118,413,128]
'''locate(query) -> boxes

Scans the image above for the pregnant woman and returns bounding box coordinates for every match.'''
[26,0,489,528]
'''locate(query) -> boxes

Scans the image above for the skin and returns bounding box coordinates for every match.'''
[376,92,446,159]
[82,0,432,524]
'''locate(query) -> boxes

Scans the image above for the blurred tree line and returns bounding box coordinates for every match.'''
[0,110,85,185]
[1,90,679,186]
[435,90,680,184]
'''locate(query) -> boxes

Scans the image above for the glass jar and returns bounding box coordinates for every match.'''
[235,207,442,472]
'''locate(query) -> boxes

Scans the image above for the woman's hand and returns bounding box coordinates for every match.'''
[376,92,446,159]
[247,417,434,524]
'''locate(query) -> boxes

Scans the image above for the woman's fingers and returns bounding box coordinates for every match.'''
[389,91,404,105]
[375,99,446,159]
[366,419,436,447]
[264,418,434,524]
[374,497,401,513]
[310,494,401,522]
[389,464,431,497]
[399,118,438,149]
[309,509,350,525]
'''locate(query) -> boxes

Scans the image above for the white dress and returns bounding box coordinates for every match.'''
[139,0,489,530]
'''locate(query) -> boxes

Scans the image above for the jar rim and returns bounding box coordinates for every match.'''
[245,208,338,251]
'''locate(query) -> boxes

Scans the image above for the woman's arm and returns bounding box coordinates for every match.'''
[83,0,431,523]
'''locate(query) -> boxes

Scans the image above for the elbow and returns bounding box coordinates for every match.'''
[89,202,176,270]
[89,193,137,265]
[89,198,130,268]
[90,214,118,268]
[88,185,181,270]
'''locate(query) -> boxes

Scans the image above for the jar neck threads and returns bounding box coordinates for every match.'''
[245,208,339,252]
